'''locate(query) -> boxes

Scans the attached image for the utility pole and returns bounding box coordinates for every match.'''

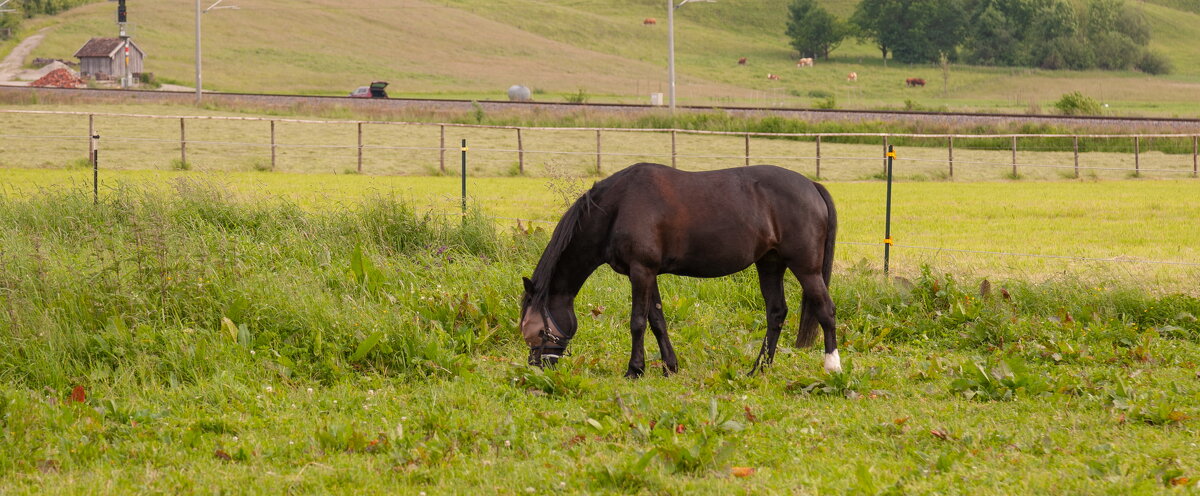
[118,0,130,88]
[195,0,201,103]
[667,0,714,113]
[196,0,239,103]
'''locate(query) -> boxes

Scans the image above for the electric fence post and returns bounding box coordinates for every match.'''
[460,139,468,222]
[92,134,100,205]
[883,145,895,276]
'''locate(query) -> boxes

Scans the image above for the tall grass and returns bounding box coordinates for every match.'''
[1,183,1199,492]
[0,180,509,389]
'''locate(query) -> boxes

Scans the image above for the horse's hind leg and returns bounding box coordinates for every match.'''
[751,257,787,374]
[793,271,839,373]
[648,285,679,375]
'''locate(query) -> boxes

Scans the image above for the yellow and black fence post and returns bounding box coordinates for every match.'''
[883,144,895,275]
[460,139,468,219]
[91,134,100,205]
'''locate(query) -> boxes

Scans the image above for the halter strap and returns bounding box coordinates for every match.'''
[531,306,567,366]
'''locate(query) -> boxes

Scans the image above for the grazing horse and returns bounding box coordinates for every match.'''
[519,163,839,378]
[906,77,926,87]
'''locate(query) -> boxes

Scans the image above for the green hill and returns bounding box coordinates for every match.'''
[5,0,1200,116]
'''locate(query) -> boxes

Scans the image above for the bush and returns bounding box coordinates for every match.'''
[1135,50,1173,75]
[813,95,837,110]
[563,88,590,104]
[1053,91,1101,116]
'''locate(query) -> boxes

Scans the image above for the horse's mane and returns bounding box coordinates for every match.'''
[528,184,605,305]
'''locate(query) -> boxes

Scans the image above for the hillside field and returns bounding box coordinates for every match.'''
[1,0,1199,115]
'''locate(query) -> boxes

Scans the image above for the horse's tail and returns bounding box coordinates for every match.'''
[796,182,837,348]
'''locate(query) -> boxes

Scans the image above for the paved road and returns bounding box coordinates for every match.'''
[0,31,47,83]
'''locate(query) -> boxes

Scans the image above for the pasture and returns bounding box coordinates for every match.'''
[8,0,1200,115]
[1,168,1198,493]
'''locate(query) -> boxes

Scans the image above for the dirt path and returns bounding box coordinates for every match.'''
[0,31,46,82]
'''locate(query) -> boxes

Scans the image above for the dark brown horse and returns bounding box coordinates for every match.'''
[519,163,838,377]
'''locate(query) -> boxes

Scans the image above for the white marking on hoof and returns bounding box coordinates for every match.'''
[824,350,842,373]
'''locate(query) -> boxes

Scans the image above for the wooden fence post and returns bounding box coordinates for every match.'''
[439,125,446,175]
[1134,136,1140,176]
[357,122,364,174]
[1073,136,1079,178]
[948,136,954,179]
[595,129,602,174]
[180,118,187,167]
[815,135,821,179]
[671,130,677,168]
[744,133,750,166]
[270,120,276,170]
[1010,136,1017,177]
[1193,136,1198,178]
[516,127,524,175]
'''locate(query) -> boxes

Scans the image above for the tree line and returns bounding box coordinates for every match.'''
[786,0,1172,74]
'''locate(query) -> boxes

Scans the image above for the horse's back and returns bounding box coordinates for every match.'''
[598,164,831,277]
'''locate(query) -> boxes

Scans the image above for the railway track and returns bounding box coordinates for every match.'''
[2,85,1199,132]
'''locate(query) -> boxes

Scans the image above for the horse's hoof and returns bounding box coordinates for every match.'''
[824,350,842,373]
[624,368,644,379]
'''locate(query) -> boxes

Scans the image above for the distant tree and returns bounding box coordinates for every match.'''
[905,0,964,63]
[785,0,848,60]
[850,0,902,62]
[851,0,961,64]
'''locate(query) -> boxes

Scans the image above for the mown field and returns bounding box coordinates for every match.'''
[1,167,1199,493]
[6,0,1200,115]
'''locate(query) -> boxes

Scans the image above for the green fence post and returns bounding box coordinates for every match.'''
[461,139,467,219]
[884,145,895,275]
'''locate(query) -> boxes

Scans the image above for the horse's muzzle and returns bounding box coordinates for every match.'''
[528,346,566,367]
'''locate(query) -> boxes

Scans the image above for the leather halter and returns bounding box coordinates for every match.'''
[529,306,567,367]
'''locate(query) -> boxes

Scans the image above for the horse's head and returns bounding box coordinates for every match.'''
[520,277,570,367]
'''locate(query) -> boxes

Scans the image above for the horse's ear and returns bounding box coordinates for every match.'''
[522,277,535,294]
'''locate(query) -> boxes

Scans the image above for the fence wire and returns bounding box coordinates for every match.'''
[3,112,1198,274]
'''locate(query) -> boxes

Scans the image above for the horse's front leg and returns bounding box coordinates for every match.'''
[648,285,679,375]
[625,265,656,378]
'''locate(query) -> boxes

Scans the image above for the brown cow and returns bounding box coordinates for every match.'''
[737,57,747,65]
[847,72,858,82]
[905,78,926,87]
[766,73,780,80]
[796,57,814,68]
[643,18,657,25]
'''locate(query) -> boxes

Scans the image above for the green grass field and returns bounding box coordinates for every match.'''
[5,0,1200,115]
[2,1,1200,490]
[1,176,1198,493]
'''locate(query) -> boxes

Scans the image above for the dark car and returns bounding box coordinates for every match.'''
[350,81,389,98]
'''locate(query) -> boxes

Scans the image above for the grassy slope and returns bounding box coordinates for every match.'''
[4,0,1199,115]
